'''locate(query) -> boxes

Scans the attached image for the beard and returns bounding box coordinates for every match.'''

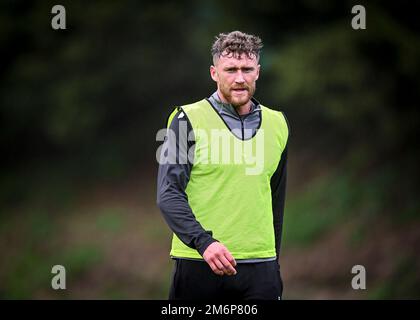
[219,83,256,108]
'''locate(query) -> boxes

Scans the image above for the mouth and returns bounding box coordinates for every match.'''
[231,88,248,94]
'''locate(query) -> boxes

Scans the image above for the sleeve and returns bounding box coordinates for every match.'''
[156,109,218,256]
[271,144,288,259]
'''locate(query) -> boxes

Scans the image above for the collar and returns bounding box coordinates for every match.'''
[210,91,261,118]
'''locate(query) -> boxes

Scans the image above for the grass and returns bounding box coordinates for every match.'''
[369,256,420,299]
[282,159,419,249]
[0,154,418,299]
[0,238,104,299]
[95,208,126,233]
[283,172,357,247]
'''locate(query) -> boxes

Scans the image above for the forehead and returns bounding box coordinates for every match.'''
[216,52,259,68]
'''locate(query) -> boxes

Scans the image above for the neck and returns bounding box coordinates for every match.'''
[216,89,252,115]
[235,103,252,115]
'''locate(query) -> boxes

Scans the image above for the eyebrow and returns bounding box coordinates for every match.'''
[223,66,255,70]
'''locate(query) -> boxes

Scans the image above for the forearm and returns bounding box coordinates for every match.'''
[157,164,217,255]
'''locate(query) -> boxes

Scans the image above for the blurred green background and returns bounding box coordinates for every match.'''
[0,0,419,299]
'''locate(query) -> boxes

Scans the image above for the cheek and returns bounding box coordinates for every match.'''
[220,76,233,87]
[245,74,258,83]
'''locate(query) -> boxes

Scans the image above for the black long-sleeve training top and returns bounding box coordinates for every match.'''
[157,92,289,262]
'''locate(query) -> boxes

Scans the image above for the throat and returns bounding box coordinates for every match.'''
[235,103,252,116]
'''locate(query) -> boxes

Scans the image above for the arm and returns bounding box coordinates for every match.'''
[156,110,217,256]
[271,144,288,259]
[157,110,237,276]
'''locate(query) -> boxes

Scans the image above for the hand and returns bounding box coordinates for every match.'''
[202,242,237,276]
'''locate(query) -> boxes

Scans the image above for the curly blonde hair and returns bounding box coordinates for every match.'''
[211,31,263,63]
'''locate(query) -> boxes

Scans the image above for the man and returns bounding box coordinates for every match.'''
[157,31,289,300]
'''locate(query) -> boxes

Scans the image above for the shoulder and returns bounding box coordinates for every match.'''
[166,99,208,128]
[179,99,209,113]
[260,105,290,132]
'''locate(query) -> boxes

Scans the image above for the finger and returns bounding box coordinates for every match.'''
[208,261,224,276]
[214,259,227,275]
[220,255,236,275]
[223,250,237,267]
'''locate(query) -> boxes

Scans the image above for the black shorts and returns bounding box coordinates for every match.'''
[168,259,283,300]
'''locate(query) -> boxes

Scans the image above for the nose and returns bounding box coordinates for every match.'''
[235,71,245,84]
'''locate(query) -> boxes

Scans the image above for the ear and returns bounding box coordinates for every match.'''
[255,64,260,81]
[210,65,218,82]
